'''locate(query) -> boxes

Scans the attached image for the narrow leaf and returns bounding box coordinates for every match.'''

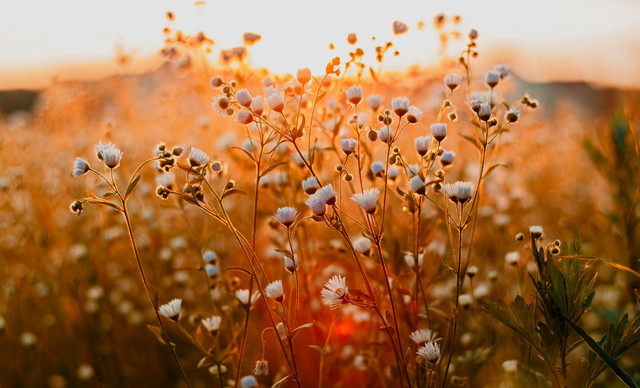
[125,175,141,199]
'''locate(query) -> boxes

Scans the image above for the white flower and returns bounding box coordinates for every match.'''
[253,360,269,376]
[414,136,432,156]
[235,289,259,307]
[502,360,518,373]
[340,138,358,155]
[275,207,297,227]
[391,96,410,117]
[236,109,253,124]
[506,107,520,123]
[529,225,544,238]
[458,294,473,308]
[266,93,284,113]
[201,315,222,334]
[250,96,264,115]
[302,176,319,194]
[352,188,380,214]
[410,328,437,344]
[189,147,210,167]
[453,181,474,203]
[203,250,218,263]
[345,85,363,106]
[291,152,308,168]
[353,237,371,255]
[265,280,284,302]
[478,102,492,122]
[378,126,394,143]
[371,161,385,177]
[305,193,327,217]
[406,106,423,124]
[236,89,252,107]
[72,157,90,176]
[444,74,461,90]
[440,150,455,167]
[417,341,440,363]
[404,251,424,268]
[159,298,182,321]
[205,263,219,278]
[388,166,400,180]
[430,123,447,142]
[283,253,298,273]
[485,71,500,88]
[321,275,348,309]
[366,94,383,111]
[316,184,336,205]
[494,64,509,79]
[408,176,425,195]
[98,143,123,169]
[505,251,520,266]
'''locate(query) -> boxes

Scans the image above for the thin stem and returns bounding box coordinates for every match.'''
[318,308,341,388]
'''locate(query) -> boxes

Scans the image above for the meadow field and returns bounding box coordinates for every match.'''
[1,13,639,388]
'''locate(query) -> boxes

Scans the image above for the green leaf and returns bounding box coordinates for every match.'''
[562,315,638,388]
[125,175,141,200]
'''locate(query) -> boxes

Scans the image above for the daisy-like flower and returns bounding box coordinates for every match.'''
[391,96,410,117]
[283,253,298,273]
[406,106,423,124]
[235,289,259,307]
[352,188,380,214]
[301,176,319,194]
[305,193,327,217]
[410,328,437,344]
[378,126,394,143]
[297,67,311,85]
[321,275,349,309]
[366,94,383,111]
[506,107,520,123]
[266,93,284,113]
[201,315,222,335]
[388,165,400,181]
[275,207,297,227]
[95,141,112,159]
[440,150,456,167]
[430,123,447,142]
[159,298,182,321]
[189,147,210,167]
[529,225,544,239]
[236,89,252,107]
[345,85,363,106]
[414,136,432,156]
[404,251,424,268]
[340,138,358,155]
[494,64,509,79]
[236,109,253,125]
[265,280,284,302]
[371,161,385,177]
[444,74,461,90]
[409,174,426,193]
[72,157,90,176]
[478,102,492,122]
[485,71,500,88]
[452,181,474,204]
[250,96,264,115]
[417,341,440,363]
[253,360,269,376]
[316,184,336,205]
[99,143,123,169]
[353,236,371,255]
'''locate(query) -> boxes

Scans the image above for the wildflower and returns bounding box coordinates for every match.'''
[502,360,518,373]
[430,123,447,142]
[209,364,228,377]
[494,64,509,79]
[72,157,90,176]
[235,289,259,307]
[444,74,461,90]
[353,236,371,255]
[378,126,394,143]
[205,264,219,278]
[345,85,363,106]
[236,109,253,125]
[485,71,500,88]
[236,89,252,107]
[321,275,349,309]
[297,68,311,85]
[404,251,424,268]
[406,106,423,123]
[410,328,437,344]
[159,298,182,321]
[505,251,520,267]
[388,166,400,180]
[453,181,474,204]
[265,280,284,302]
[506,107,520,123]
[352,188,380,214]
[291,152,307,168]
[529,225,544,239]
[305,193,327,217]
[408,176,425,195]
[253,360,269,376]
[316,184,336,205]
[201,316,222,335]
[440,150,455,167]
[340,138,358,155]
[249,96,264,116]
[99,144,123,169]
[470,99,482,113]
[240,375,258,388]
[275,207,297,227]
[478,102,492,122]
[467,265,478,278]
[189,147,210,167]
[459,294,473,309]
[20,332,37,347]
[391,96,410,117]
[407,164,419,176]
[266,93,284,113]
[302,176,319,194]
[370,161,385,177]
[283,253,298,273]
[203,250,218,263]
[414,136,432,156]
[366,94,383,111]
[417,341,440,363]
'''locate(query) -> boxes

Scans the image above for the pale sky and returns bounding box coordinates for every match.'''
[1,0,639,88]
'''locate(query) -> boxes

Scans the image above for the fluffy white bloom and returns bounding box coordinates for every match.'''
[321,275,348,309]
[72,157,90,176]
[265,280,284,302]
[388,166,400,180]
[505,251,520,266]
[250,96,264,115]
[266,93,284,113]
[417,341,440,363]
[414,136,432,156]
[353,237,371,255]
[529,225,544,238]
[430,123,447,142]
[410,328,437,344]
[406,106,423,123]
[98,143,123,169]
[301,176,319,194]
[404,251,424,268]
[201,315,222,334]
[236,89,252,107]
[453,181,474,203]
[458,294,473,308]
[485,71,500,88]
[352,188,380,214]
[159,298,182,321]
[502,360,518,373]
[444,74,461,90]
[345,85,363,106]
[391,96,410,117]
[494,64,509,79]
[275,207,297,227]
[408,176,425,194]
[440,150,455,167]
[366,94,383,111]
[189,147,210,167]
[235,289,259,307]
[378,126,394,143]
[305,193,327,217]
[340,138,358,155]
[236,109,253,125]
[316,184,336,205]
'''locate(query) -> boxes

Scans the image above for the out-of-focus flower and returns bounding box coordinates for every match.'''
[485,71,500,88]
[410,328,437,344]
[378,126,394,143]
[297,68,311,85]
[506,107,520,123]
[353,237,371,255]
[236,109,253,124]
[235,289,259,307]
[366,95,383,111]
[530,226,544,239]
[408,176,425,195]
[266,93,284,113]
[440,150,455,167]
